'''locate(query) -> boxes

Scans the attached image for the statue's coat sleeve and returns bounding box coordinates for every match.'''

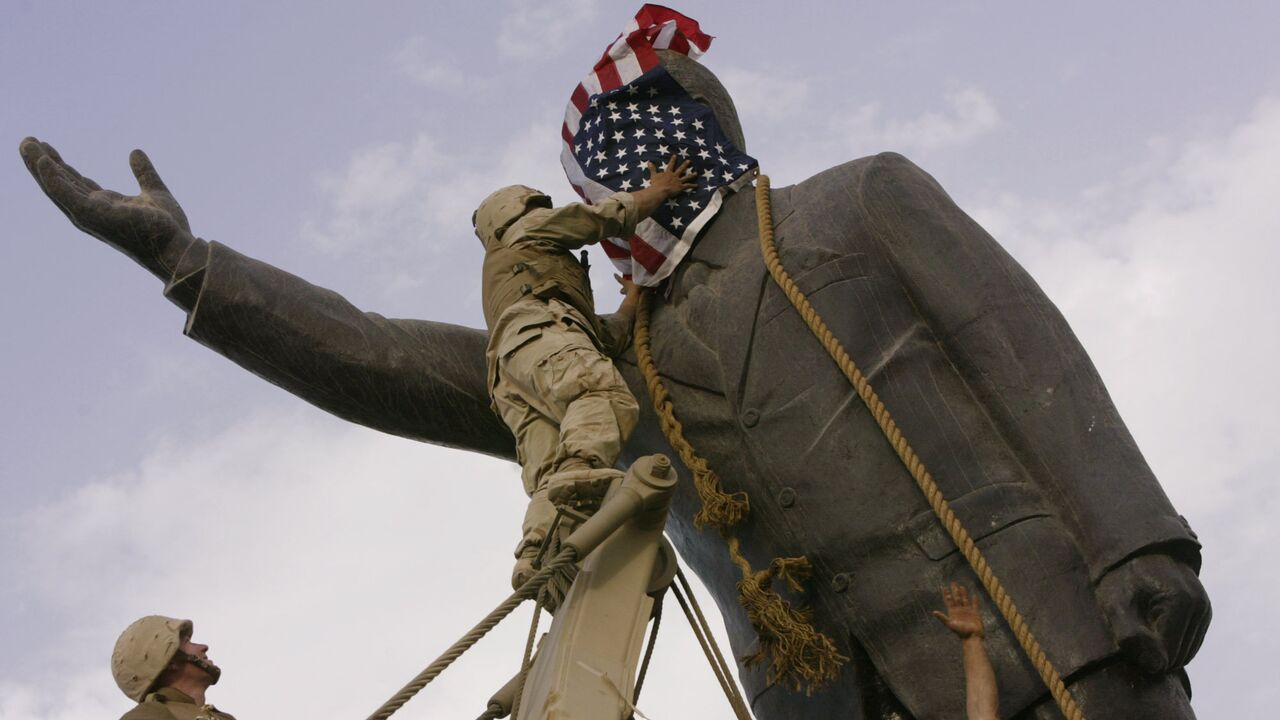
[858,152,1199,577]
[169,241,516,460]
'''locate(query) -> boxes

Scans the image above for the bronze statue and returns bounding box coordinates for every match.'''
[19,51,1209,719]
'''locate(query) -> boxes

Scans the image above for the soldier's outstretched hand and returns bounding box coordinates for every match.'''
[645,156,697,196]
[19,137,197,281]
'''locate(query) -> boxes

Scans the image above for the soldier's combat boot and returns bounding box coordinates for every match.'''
[545,462,623,507]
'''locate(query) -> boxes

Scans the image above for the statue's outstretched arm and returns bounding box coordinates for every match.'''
[20,138,515,460]
[859,151,1209,673]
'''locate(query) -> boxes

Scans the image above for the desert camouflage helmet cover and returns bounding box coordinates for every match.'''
[111,615,192,702]
[473,185,552,249]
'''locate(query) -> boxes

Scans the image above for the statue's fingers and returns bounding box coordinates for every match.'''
[19,136,50,180]
[1168,601,1208,669]
[24,141,98,197]
[1177,606,1210,667]
[1118,622,1168,674]
[38,141,102,191]
[36,156,103,227]
[129,149,171,195]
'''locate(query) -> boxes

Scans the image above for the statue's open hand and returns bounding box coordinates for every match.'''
[20,137,195,280]
[1097,552,1211,674]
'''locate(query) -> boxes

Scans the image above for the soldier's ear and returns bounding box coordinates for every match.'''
[471,210,478,228]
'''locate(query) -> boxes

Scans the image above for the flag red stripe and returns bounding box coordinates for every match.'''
[635,5,713,52]
[626,32,659,73]
[601,240,630,260]
[570,84,588,113]
[561,124,574,146]
[595,57,622,91]
[628,234,665,273]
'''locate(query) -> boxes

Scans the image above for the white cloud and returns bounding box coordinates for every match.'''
[839,87,1002,157]
[968,96,1280,714]
[395,35,467,90]
[302,122,573,255]
[718,78,1001,186]
[299,118,574,309]
[0,407,741,720]
[497,0,600,60]
[717,66,812,126]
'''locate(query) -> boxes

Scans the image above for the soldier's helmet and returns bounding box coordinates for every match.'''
[473,185,553,249]
[111,615,192,702]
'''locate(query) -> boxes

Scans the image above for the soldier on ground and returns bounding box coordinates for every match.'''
[112,615,234,720]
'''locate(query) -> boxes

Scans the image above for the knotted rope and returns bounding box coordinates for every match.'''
[635,292,846,694]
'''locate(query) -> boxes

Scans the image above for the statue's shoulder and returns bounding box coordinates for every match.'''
[795,151,936,197]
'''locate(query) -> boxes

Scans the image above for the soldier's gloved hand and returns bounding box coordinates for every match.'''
[1096,553,1211,673]
[19,138,202,281]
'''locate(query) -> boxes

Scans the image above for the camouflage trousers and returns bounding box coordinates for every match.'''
[492,319,639,552]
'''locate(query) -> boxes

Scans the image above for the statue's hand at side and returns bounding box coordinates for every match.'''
[20,137,198,281]
[1097,552,1211,674]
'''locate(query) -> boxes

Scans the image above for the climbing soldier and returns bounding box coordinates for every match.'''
[475,157,696,602]
[112,615,234,720]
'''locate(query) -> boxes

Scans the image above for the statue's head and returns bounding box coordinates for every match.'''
[472,185,553,250]
[655,49,746,153]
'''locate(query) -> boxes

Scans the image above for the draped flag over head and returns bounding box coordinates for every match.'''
[561,5,758,286]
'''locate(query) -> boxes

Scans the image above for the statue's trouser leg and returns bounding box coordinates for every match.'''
[1013,661,1195,719]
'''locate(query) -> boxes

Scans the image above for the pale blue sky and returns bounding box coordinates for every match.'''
[3,2,1278,717]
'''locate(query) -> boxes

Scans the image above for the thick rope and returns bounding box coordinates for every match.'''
[754,175,1085,720]
[365,548,579,720]
[635,292,846,693]
[629,591,663,714]
[509,587,546,720]
[671,578,754,720]
[675,568,750,715]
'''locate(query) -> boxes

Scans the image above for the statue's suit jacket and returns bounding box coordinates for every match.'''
[169,152,1198,719]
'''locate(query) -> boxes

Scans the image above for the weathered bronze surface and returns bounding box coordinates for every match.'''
[19,57,1210,719]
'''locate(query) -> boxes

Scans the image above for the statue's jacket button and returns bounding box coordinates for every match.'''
[741,408,760,428]
[831,573,851,593]
[778,487,796,508]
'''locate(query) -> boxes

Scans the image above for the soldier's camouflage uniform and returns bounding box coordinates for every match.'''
[478,189,641,561]
[119,687,235,720]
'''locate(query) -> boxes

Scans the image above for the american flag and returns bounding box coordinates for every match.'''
[561,5,758,286]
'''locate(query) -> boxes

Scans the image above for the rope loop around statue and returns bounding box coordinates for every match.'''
[751,173,1086,720]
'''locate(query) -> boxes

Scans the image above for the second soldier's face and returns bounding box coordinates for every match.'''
[182,638,210,661]
[181,637,221,682]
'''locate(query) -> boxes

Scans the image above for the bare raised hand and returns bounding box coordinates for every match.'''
[932,582,985,639]
[19,137,197,280]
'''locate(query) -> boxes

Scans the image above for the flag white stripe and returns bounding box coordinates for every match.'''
[613,52,643,85]
[653,22,677,50]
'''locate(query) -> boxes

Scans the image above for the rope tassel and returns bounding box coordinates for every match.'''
[635,289,847,696]
[736,555,846,693]
[691,465,749,529]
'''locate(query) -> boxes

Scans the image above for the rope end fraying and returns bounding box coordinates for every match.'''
[737,556,847,695]
[691,468,750,530]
